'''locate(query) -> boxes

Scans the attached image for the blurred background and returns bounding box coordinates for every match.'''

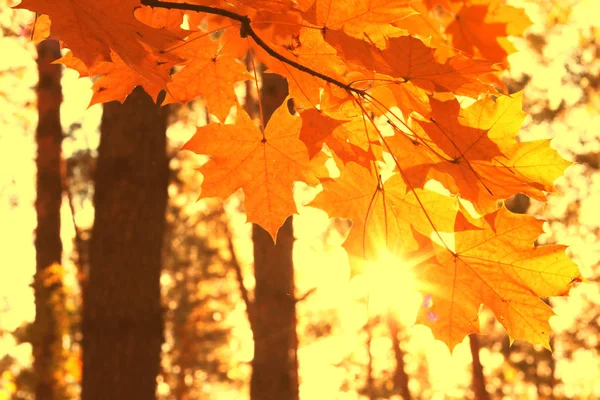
[1,0,599,399]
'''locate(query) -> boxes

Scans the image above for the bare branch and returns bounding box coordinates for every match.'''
[224,222,255,330]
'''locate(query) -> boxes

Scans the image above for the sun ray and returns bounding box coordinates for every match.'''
[358,249,430,327]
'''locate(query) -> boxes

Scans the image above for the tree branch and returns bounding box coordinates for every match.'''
[294,287,316,303]
[140,0,363,96]
[224,222,255,330]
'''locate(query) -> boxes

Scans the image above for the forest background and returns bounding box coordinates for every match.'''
[0,0,600,399]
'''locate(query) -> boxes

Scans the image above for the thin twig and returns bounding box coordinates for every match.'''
[224,222,255,330]
[62,159,87,289]
[294,287,317,303]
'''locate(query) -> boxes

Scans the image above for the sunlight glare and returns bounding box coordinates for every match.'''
[359,250,423,326]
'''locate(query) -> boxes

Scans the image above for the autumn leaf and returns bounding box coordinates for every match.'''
[415,207,581,350]
[257,28,348,109]
[16,0,185,84]
[419,97,505,162]
[30,13,51,42]
[87,51,166,106]
[302,0,415,47]
[299,109,377,166]
[326,32,499,119]
[163,32,253,121]
[379,36,499,97]
[368,78,432,118]
[53,51,88,77]
[407,93,571,211]
[54,50,166,106]
[182,103,315,240]
[392,2,446,52]
[445,0,532,62]
[311,161,459,259]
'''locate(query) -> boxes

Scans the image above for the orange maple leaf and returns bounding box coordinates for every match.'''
[299,109,377,166]
[53,51,89,78]
[392,2,446,52]
[414,207,582,350]
[29,13,52,42]
[163,32,253,121]
[445,0,532,62]
[182,103,315,240]
[375,36,499,97]
[257,28,348,110]
[88,51,166,106]
[16,0,185,84]
[310,162,459,260]
[302,0,415,47]
[406,93,571,211]
[54,50,166,107]
[326,32,498,118]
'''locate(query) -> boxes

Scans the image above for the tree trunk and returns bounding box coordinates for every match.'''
[250,73,299,400]
[548,337,556,399]
[469,334,491,400]
[365,319,375,400]
[387,315,411,399]
[33,38,64,400]
[81,87,168,400]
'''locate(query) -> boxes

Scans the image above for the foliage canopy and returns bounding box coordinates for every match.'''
[16,0,583,350]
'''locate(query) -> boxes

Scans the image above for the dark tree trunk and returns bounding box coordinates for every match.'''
[81,87,169,400]
[387,315,411,399]
[469,334,491,400]
[33,38,64,400]
[250,73,299,400]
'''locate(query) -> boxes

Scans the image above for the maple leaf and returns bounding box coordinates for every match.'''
[375,36,499,97]
[445,0,532,62]
[163,32,253,121]
[257,28,349,110]
[299,109,377,166]
[406,93,571,211]
[326,32,499,118]
[182,103,315,240]
[54,51,89,78]
[404,96,507,208]
[30,13,51,42]
[391,2,446,51]
[310,162,459,260]
[368,78,432,118]
[414,207,582,350]
[328,32,498,95]
[88,51,166,106]
[16,0,185,84]
[54,50,167,107]
[302,0,415,47]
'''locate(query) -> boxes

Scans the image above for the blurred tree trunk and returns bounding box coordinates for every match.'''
[505,194,559,399]
[547,333,556,399]
[473,195,533,400]
[469,334,490,400]
[250,73,299,400]
[33,38,64,400]
[173,294,193,400]
[365,318,375,400]
[387,315,411,399]
[81,87,168,400]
